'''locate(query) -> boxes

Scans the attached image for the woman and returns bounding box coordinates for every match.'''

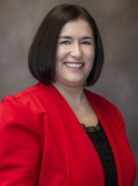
[0,4,136,186]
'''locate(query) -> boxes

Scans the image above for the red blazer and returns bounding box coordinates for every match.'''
[0,83,136,186]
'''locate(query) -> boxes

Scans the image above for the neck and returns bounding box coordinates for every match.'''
[53,82,85,105]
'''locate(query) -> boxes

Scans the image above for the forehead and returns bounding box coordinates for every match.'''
[59,19,93,37]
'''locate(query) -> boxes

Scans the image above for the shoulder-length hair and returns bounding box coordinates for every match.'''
[28,4,104,86]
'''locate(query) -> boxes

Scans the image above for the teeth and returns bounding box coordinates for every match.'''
[65,63,83,68]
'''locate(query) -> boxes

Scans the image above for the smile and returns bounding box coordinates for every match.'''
[64,62,84,68]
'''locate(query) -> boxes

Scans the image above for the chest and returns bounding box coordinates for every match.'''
[38,101,136,186]
[70,101,98,127]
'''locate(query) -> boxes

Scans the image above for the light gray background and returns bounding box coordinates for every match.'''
[0,0,137,184]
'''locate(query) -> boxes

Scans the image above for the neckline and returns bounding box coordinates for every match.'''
[39,82,103,131]
[81,121,101,132]
[41,83,100,122]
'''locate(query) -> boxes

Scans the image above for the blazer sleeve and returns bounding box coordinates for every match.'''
[0,96,42,185]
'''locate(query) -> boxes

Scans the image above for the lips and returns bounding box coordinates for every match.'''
[64,62,84,68]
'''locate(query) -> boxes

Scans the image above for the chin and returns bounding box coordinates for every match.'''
[64,79,85,87]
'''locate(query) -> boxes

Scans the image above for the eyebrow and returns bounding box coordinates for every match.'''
[59,36,94,40]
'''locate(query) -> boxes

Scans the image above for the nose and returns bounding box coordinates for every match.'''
[70,42,82,59]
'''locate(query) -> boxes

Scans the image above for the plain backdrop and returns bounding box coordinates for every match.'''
[0,0,138,184]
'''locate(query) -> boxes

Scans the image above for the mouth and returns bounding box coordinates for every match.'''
[64,62,84,69]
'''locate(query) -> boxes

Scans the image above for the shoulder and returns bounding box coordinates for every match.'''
[85,88,126,132]
[0,83,51,123]
[85,88,115,109]
[0,84,47,144]
[0,82,52,111]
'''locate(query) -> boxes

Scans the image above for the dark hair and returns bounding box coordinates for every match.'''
[28,4,104,86]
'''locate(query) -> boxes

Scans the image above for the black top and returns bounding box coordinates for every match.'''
[82,122,118,186]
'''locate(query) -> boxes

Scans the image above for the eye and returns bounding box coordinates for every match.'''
[81,41,92,45]
[59,40,71,45]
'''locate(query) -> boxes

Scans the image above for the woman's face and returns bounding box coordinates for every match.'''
[55,18,95,88]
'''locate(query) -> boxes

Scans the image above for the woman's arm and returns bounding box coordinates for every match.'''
[0,97,41,185]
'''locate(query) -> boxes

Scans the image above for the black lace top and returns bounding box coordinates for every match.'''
[81,122,118,186]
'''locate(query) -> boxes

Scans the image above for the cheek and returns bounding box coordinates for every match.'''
[56,46,67,61]
[55,48,65,71]
[86,49,95,63]
[85,45,95,57]
[85,49,95,72]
